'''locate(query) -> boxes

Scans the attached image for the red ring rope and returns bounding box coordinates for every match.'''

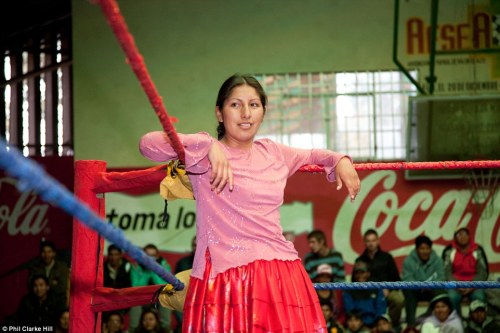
[97,0,186,163]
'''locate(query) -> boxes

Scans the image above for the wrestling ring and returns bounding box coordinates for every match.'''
[1,0,500,332]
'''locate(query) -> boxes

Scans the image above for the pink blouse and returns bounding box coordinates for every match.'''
[140,131,347,279]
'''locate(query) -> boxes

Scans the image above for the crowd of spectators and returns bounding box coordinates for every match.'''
[4,225,497,333]
[302,228,498,333]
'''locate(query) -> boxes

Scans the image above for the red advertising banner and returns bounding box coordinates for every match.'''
[284,170,500,274]
[0,156,74,323]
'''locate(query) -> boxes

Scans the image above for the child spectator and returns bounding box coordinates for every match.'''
[345,312,370,333]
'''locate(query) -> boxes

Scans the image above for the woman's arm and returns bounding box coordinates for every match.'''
[140,131,233,193]
[274,141,360,201]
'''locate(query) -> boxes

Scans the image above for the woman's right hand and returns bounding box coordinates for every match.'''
[208,142,233,193]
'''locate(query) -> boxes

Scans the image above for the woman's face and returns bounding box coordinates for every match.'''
[434,301,451,322]
[59,311,69,329]
[142,312,158,331]
[216,85,264,149]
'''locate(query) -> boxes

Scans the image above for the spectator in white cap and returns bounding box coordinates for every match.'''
[465,299,500,333]
[421,293,463,333]
[315,263,346,325]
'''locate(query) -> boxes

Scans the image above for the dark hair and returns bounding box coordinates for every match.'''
[105,311,124,324]
[144,243,158,252]
[108,244,122,254]
[215,74,267,140]
[363,229,378,238]
[415,235,432,248]
[346,311,364,321]
[137,308,162,332]
[307,230,326,244]
[30,274,49,287]
[319,299,333,311]
[40,240,56,253]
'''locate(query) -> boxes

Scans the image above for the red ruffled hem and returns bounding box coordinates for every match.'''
[183,251,326,333]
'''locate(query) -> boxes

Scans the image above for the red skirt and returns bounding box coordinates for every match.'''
[182,251,326,333]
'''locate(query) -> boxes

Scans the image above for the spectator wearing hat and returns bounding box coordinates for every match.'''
[356,229,404,329]
[315,264,346,325]
[402,235,445,327]
[421,294,463,333]
[304,230,345,282]
[375,314,396,333]
[442,227,489,316]
[464,300,500,333]
[343,260,387,328]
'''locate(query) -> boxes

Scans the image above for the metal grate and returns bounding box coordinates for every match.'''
[1,14,73,157]
[255,71,417,161]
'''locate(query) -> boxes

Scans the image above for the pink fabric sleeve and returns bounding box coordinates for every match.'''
[139,131,215,174]
[273,141,351,181]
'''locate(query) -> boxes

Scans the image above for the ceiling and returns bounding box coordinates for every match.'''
[0,0,71,42]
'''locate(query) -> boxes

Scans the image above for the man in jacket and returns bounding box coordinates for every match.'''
[442,227,488,316]
[402,235,445,327]
[356,229,404,330]
[465,300,500,333]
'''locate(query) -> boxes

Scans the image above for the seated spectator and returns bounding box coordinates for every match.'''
[442,227,488,316]
[28,240,70,306]
[402,235,445,328]
[357,229,404,330]
[464,300,500,333]
[401,327,420,333]
[15,275,66,328]
[375,314,396,333]
[315,264,345,324]
[320,299,345,333]
[345,311,370,333]
[130,244,172,331]
[421,294,463,333]
[343,260,387,328]
[304,230,345,282]
[485,283,500,326]
[133,308,169,333]
[55,308,69,333]
[103,311,128,333]
[104,244,132,289]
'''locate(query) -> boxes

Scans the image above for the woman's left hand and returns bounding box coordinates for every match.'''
[335,157,360,202]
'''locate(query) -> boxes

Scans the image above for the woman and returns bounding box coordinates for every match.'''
[140,74,360,332]
[421,294,464,333]
[133,309,169,333]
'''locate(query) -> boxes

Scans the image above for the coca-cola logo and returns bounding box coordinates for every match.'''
[334,171,500,265]
[0,177,49,236]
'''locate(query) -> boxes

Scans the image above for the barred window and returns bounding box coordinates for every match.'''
[1,14,72,157]
[255,71,417,161]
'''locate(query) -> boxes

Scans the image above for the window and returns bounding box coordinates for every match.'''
[1,14,72,157]
[255,71,417,161]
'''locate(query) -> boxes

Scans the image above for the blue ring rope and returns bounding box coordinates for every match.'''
[0,139,184,291]
[314,280,500,290]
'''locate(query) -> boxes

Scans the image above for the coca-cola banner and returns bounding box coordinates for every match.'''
[0,156,74,323]
[285,170,500,272]
[105,169,500,274]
